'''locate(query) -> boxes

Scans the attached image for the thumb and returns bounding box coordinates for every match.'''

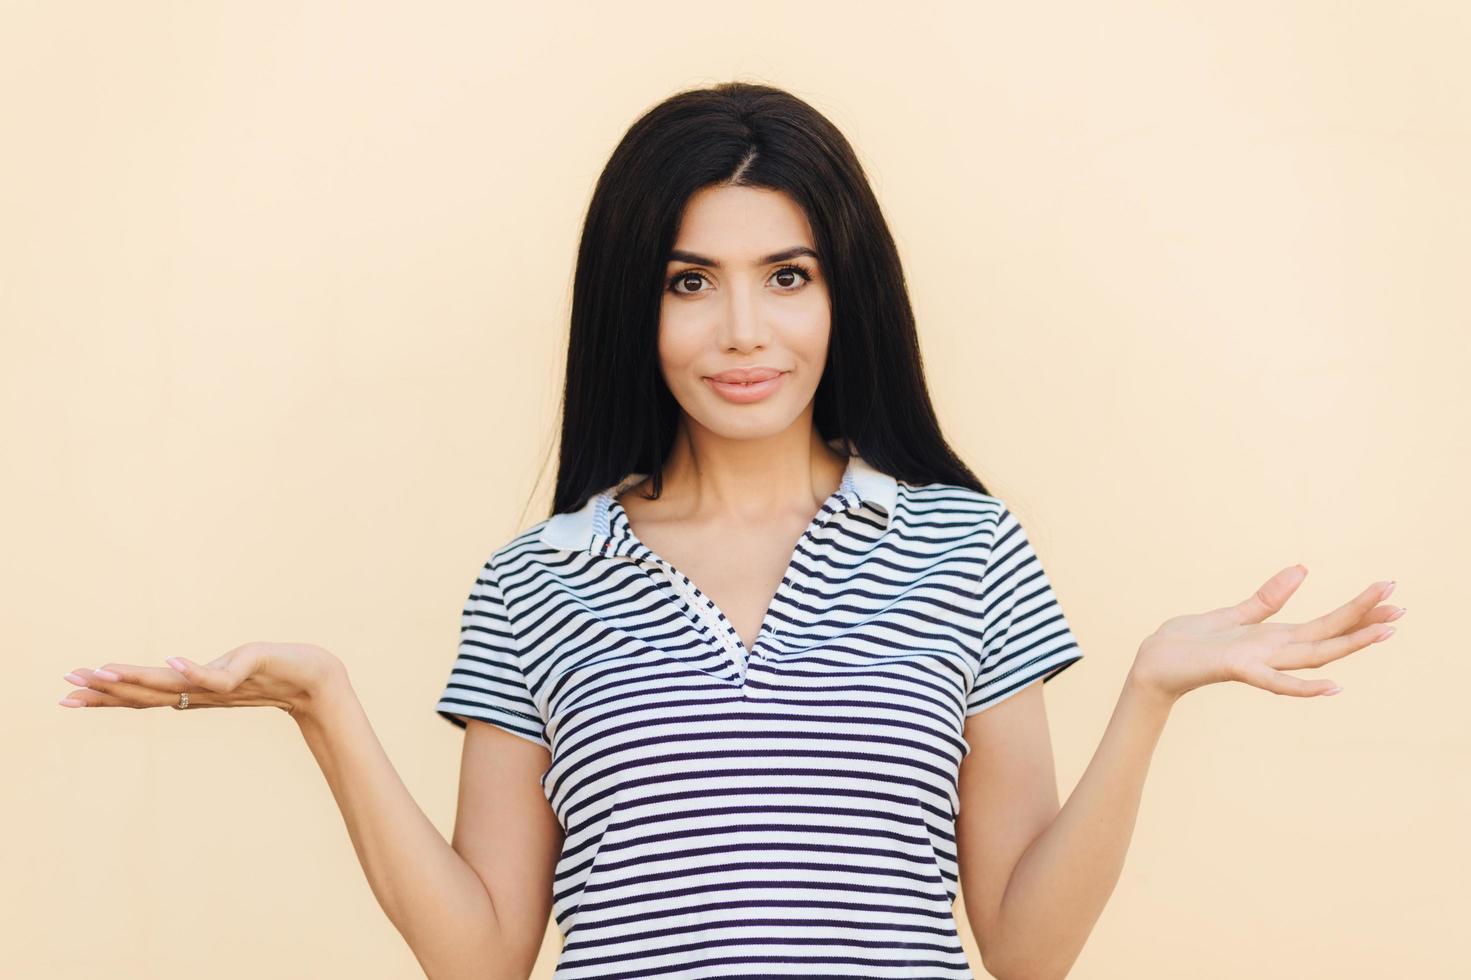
[1229,564,1308,625]
[166,647,254,693]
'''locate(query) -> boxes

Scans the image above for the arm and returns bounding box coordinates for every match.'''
[295,662,558,980]
[961,566,1399,979]
[959,671,1172,980]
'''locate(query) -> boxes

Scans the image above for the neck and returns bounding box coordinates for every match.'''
[629,421,849,524]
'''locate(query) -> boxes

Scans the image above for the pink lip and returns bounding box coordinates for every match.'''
[707,366,783,383]
[703,370,787,404]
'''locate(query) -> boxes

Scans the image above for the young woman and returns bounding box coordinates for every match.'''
[58,82,1403,980]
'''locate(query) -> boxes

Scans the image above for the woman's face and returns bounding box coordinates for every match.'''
[658,184,831,442]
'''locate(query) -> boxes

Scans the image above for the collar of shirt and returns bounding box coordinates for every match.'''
[538,452,897,555]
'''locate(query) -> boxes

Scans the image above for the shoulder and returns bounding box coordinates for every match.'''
[461,518,566,592]
[895,479,1011,535]
[472,507,630,606]
[490,517,561,562]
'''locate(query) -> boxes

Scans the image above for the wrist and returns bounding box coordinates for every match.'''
[290,658,355,729]
[1123,665,1180,714]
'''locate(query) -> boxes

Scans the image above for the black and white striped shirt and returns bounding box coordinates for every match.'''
[437,453,1085,978]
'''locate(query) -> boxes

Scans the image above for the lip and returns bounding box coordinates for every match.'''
[706,366,783,384]
[703,368,787,404]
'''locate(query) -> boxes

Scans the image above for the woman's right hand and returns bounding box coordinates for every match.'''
[58,641,345,720]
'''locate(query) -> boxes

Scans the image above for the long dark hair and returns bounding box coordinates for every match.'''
[547,81,989,518]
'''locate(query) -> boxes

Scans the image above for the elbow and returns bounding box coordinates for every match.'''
[981,949,1074,980]
[985,966,1069,980]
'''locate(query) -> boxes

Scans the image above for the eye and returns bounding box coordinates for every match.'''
[665,264,816,296]
[770,264,813,290]
[667,270,709,295]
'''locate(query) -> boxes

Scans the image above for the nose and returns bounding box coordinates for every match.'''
[716,278,770,352]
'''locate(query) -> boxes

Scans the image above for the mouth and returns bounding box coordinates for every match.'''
[703,370,787,404]
[705,367,784,384]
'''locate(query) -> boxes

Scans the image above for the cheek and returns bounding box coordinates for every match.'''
[782,305,831,365]
[656,311,703,380]
[657,288,831,373]
[778,280,830,332]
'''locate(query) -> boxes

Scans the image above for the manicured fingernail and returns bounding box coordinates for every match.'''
[1375,626,1396,642]
[1380,580,1396,599]
[166,658,187,672]
[92,669,120,681]
[59,698,84,707]
[1390,607,1407,620]
[1322,686,1343,696]
[63,672,85,685]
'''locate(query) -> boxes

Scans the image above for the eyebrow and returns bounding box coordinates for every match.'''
[667,246,820,268]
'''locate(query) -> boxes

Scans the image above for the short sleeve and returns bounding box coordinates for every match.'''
[965,503,1085,717]
[435,560,550,750]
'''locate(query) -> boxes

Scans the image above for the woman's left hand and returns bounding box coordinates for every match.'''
[1129,565,1405,704]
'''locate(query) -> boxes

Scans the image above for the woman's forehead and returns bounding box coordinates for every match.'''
[672,185,815,257]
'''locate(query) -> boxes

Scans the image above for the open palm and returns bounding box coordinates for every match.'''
[58,641,342,717]
[1131,565,1404,701]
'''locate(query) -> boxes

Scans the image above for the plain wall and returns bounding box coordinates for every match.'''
[4,2,1466,977]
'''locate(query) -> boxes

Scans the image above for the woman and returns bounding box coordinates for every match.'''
[58,82,1402,979]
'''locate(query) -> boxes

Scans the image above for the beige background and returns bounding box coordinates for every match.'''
[5,2,1466,977]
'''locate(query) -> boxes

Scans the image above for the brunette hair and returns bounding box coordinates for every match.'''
[548,81,988,517]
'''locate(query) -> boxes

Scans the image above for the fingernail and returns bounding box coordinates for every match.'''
[1380,580,1397,599]
[166,658,187,672]
[59,698,84,707]
[1375,626,1396,642]
[1390,607,1407,621]
[63,672,85,685]
[1322,686,1343,696]
[92,669,120,681]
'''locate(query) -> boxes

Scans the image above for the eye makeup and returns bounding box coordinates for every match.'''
[665,263,816,295]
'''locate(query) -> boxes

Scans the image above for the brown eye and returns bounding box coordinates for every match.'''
[666,265,813,296]
[668,271,709,295]
[771,265,813,290]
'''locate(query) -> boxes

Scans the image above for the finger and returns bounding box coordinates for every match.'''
[166,647,252,693]
[67,667,188,708]
[1278,600,1401,650]
[1345,602,1406,635]
[1285,579,1396,643]
[1271,621,1396,671]
[1226,565,1308,626]
[58,687,141,708]
[82,663,191,693]
[1235,659,1342,698]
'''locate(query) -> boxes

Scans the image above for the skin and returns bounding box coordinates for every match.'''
[617,182,844,657]
[56,183,1406,980]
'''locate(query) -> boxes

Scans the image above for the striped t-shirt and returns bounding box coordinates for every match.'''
[436,452,1085,979]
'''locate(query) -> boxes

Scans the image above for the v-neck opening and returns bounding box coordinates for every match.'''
[598,463,862,687]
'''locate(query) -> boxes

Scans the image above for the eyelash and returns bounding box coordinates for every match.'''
[665,264,815,295]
